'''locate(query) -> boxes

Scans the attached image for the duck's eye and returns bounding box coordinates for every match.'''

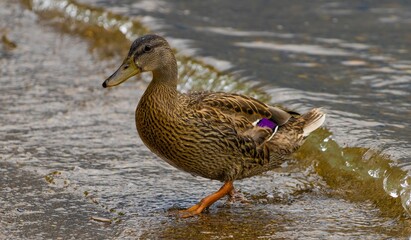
[143,45,152,53]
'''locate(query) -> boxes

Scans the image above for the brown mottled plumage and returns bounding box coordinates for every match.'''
[102,34,326,217]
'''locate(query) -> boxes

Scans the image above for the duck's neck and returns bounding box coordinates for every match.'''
[151,59,178,88]
[142,58,179,109]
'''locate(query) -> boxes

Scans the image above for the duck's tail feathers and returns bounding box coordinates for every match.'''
[302,108,326,137]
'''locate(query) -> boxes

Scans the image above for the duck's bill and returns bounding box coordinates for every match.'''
[102,59,140,88]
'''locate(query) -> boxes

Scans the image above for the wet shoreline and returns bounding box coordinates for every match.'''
[1,0,411,238]
[1,162,120,239]
[1,1,123,238]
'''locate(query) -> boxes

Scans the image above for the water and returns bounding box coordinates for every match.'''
[1,0,410,238]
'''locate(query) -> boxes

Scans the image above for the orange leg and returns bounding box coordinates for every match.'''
[180,181,234,218]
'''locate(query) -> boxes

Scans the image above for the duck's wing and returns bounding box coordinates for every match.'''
[187,92,292,126]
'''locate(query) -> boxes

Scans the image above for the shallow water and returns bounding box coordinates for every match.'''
[1,0,411,239]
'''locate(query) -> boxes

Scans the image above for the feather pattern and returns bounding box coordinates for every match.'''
[136,85,325,181]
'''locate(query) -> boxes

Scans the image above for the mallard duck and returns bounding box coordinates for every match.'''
[102,34,325,217]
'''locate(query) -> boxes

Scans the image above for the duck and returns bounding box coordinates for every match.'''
[102,34,325,217]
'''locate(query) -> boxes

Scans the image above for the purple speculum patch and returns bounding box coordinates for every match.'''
[257,118,277,129]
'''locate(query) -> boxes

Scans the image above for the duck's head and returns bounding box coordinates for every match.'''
[102,34,175,88]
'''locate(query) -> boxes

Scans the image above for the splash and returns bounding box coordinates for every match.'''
[296,128,411,217]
